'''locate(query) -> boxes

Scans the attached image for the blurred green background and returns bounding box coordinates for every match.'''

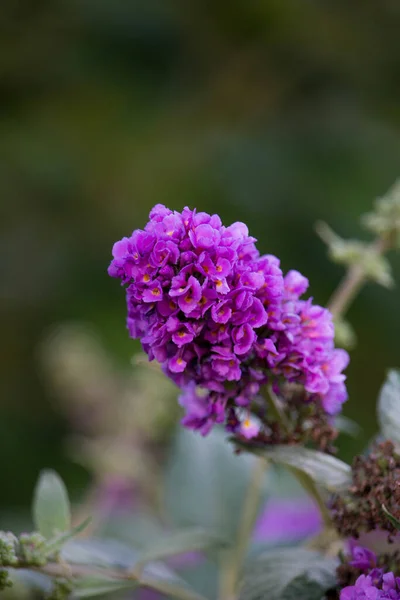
[1,0,400,520]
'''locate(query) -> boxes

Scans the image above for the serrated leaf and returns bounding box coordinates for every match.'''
[136,528,228,569]
[33,470,71,539]
[239,548,338,600]
[377,370,400,444]
[241,445,351,491]
[74,576,138,598]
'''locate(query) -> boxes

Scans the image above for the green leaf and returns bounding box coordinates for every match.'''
[44,517,92,555]
[74,576,138,598]
[377,370,400,444]
[241,445,351,491]
[98,511,165,549]
[140,569,209,600]
[62,538,209,600]
[239,548,338,600]
[382,504,400,531]
[62,538,138,569]
[7,570,52,596]
[335,415,361,438]
[286,466,331,526]
[278,572,334,600]
[136,528,228,569]
[164,427,272,542]
[139,560,209,600]
[33,470,71,539]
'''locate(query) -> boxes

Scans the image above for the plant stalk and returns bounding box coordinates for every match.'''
[327,235,391,319]
[264,387,332,529]
[219,456,267,600]
[13,559,209,600]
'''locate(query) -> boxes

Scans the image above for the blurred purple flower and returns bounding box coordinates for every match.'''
[252,496,322,543]
[96,474,136,516]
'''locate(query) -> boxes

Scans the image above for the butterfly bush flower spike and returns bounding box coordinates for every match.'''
[109,205,349,437]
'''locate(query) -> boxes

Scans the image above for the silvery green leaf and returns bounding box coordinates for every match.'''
[8,569,52,595]
[98,512,164,549]
[136,528,228,568]
[377,370,400,444]
[239,548,338,600]
[61,538,138,570]
[44,517,92,555]
[164,427,272,542]
[278,572,334,600]
[139,560,209,600]
[33,470,71,539]
[242,445,351,491]
[335,415,361,438]
[73,576,137,598]
[140,572,208,600]
[62,538,208,600]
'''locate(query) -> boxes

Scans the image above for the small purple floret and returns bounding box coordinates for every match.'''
[348,545,377,571]
[340,570,400,599]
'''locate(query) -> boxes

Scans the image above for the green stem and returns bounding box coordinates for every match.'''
[33,561,129,580]
[263,385,291,434]
[219,457,267,600]
[327,235,391,319]
[263,387,332,530]
[14,559,208,600]
[287,466,331,528]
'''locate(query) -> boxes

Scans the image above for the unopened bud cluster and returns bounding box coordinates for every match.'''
[0,531,76,597]
[247,387,338,453]
[0,531,48,569]
[19,532,48,567]
[47,577,74,600]
[362,179,400,246]
[333,317,357,350]
[331,441,400,540]
[0,532,19,567]
[316,222,394,288]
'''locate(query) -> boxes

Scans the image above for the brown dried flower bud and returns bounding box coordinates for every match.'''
[331,441,400,540]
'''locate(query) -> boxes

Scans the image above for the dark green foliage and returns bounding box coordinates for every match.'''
[239,548,337,600]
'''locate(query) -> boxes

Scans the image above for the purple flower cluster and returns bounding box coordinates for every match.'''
[341,571,400,600]
[109,205,349,436]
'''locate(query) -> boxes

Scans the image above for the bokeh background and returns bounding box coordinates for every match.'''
[1,0,400,526]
